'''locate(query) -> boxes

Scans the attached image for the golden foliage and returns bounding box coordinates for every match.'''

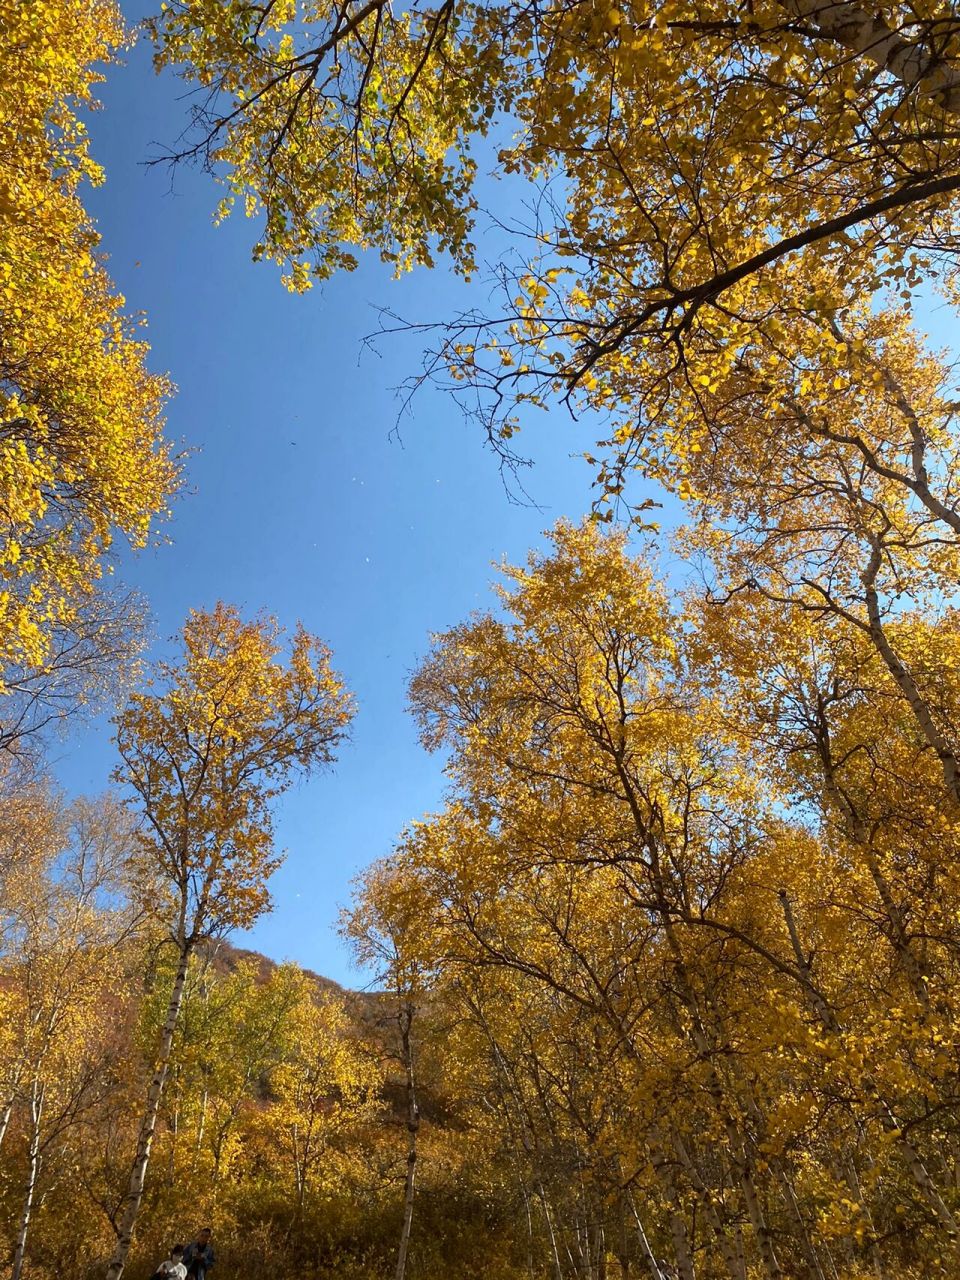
[114,603,354,938]
[0,0,177,692]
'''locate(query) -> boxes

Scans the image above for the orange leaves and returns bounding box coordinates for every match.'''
[113,604,353,939]
[151,0,505,287]
[0,0,178,699]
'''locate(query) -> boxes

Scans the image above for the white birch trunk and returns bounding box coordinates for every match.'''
[670,1132,741,1280]
[628,1194,666,1280]
[394,1004,420,1280]
[647,1131,698,1280]
[538,1184,565,1280]
[195,1088,207,1159]
[777,0,960,113]
[862,551,960,808]
[104,943,192,1280]
[0,1092,15,1153]
[10,1080,43,1280]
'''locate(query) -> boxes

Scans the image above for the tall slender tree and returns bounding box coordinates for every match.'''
[104,604,353,1279]
[345,857,433,1280]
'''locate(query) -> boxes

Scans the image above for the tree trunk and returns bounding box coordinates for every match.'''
[647,1131,697,1280]
[862,554,960,808]
[294,1123,309,1227]
[811,707,929,1002]
[840,1157,885,1279]
[660,919,783,1280]
[616,1194,631,1280]
[628,1194,666,1280]
[670,1132,742,1280]
[777,0,960,114]
[538,1184,566,1280]
[394,1003,420,1280]
[0,1092,15,1152]
[614,765,780,1280]
[770,1158,827,1280]
[594,1218,606,1280]
[195,1087,207,1159]
[11,1080,43,1280]
[104,942,192,1280]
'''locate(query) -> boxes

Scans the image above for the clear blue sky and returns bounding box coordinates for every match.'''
[52,10,614,985]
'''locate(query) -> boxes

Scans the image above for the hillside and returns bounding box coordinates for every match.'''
[206,936,389,1033]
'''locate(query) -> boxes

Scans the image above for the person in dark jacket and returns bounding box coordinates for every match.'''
[182,1228,216,1279]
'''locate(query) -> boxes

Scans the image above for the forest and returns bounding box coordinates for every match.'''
[4,0,960,1276]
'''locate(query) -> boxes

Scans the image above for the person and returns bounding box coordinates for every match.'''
[182,1228,216,1279]
[150,1245,187,1280]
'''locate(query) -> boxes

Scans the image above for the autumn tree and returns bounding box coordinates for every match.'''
[403,522,774,1276]
[345,856,437,1280]
[343,520,960,1279]
[0,789,139,1280]
[150,0,960,296]
[158,955,307,1191]
[104,603,353,1279]
[266,981,381,1229]
[0,0,177,757]
[145,0,960,912]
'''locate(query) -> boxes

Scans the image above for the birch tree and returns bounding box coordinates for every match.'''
[0,792,137,1279]
[104,603,353,1279]
[267,984,380,1227]
[369,520,960,1277]
[345,857,434,1280]
[147,0,960,509]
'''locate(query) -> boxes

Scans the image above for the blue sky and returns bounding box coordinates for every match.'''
[53,14,614,985]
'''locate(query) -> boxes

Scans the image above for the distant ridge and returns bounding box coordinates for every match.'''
[202,937,388,1033]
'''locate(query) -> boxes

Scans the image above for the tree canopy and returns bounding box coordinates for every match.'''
[151,0,960,499]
